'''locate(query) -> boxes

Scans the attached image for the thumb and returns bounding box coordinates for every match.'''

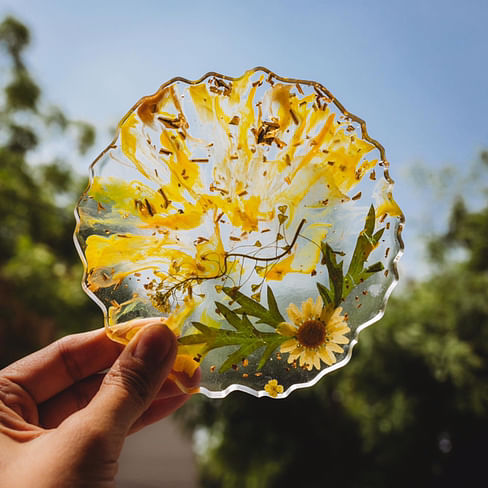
[85,322,177,440]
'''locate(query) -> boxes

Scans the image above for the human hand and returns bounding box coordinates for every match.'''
[0,320,200,487]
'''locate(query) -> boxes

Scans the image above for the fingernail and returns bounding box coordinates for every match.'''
[132,324,173,365]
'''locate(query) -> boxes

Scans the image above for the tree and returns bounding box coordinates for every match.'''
[177,154,488,488]
[0,16,99,367]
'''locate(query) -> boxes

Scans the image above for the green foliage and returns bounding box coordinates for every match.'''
[179,287,287,372]
[227,286,285,327]
[177,158,488,487]
[6,124,38,153]
[0,16,30,67]
[5,70,40,110]
[318,205,384,307]
[0,16,98,366]
[318,242,344,306]
[343,205,384,292]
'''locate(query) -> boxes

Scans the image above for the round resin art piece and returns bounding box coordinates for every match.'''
[74,67,404,398]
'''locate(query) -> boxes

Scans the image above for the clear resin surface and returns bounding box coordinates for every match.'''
[74,67,404,398]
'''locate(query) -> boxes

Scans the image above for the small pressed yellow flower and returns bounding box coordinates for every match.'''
[278,296,350,371]
[264,379,284,397]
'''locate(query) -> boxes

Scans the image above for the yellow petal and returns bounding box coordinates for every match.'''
[331,334,349,344]
[265,384,278,397]
[286,303,303,325]
[334,306,344,316]
[302,297,315,318]
[288,347,302,363]
[277,322,297,337]
[330,324,350,334]
[320,302,338,321]
[328,307,346,326]
[313,354,321,370]
[302,297,315,319]
[302,349,315,370]
[318,346,336,365]
[327,342,344,354]
[281,339,299,353]
[312,296,323,318]
[328,316,347,329]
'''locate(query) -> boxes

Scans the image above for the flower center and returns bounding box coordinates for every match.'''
[296,319,326,348]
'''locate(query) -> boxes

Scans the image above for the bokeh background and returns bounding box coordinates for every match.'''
[1,1,487,486]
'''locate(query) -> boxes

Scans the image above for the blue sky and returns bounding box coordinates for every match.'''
[2,0,488,277]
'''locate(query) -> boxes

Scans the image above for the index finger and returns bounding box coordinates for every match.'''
[1,327,124,404]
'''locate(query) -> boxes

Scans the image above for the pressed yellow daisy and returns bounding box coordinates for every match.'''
[278,296,350,371]
[264,379,284,398]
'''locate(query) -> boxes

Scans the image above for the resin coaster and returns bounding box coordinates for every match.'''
[74,67,404,398]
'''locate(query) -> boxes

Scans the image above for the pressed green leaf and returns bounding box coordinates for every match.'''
[342,206,386,298]
[223,286,283,328]
[358,262,384,283]
[347,235,372,280]
[347,206,382,280]
[364,204,375,236]
[365,261,384,274]
[181,323,244,345]
[257,334,289,370]
[321,242,344,307]
[178,332,210,346]
[317,282,333,305]
[179,288,288,371]
[215,302,253,332]
[192,321,215,335]
[266,286,285,323]
[372,227,385,245]
[219,342,264,373]
[319,205,386,305]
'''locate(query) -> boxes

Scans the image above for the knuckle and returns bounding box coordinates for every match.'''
[0,376,35,421]
[103,359,152,408]
[56,336,84,383]
[0,376,12,399]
